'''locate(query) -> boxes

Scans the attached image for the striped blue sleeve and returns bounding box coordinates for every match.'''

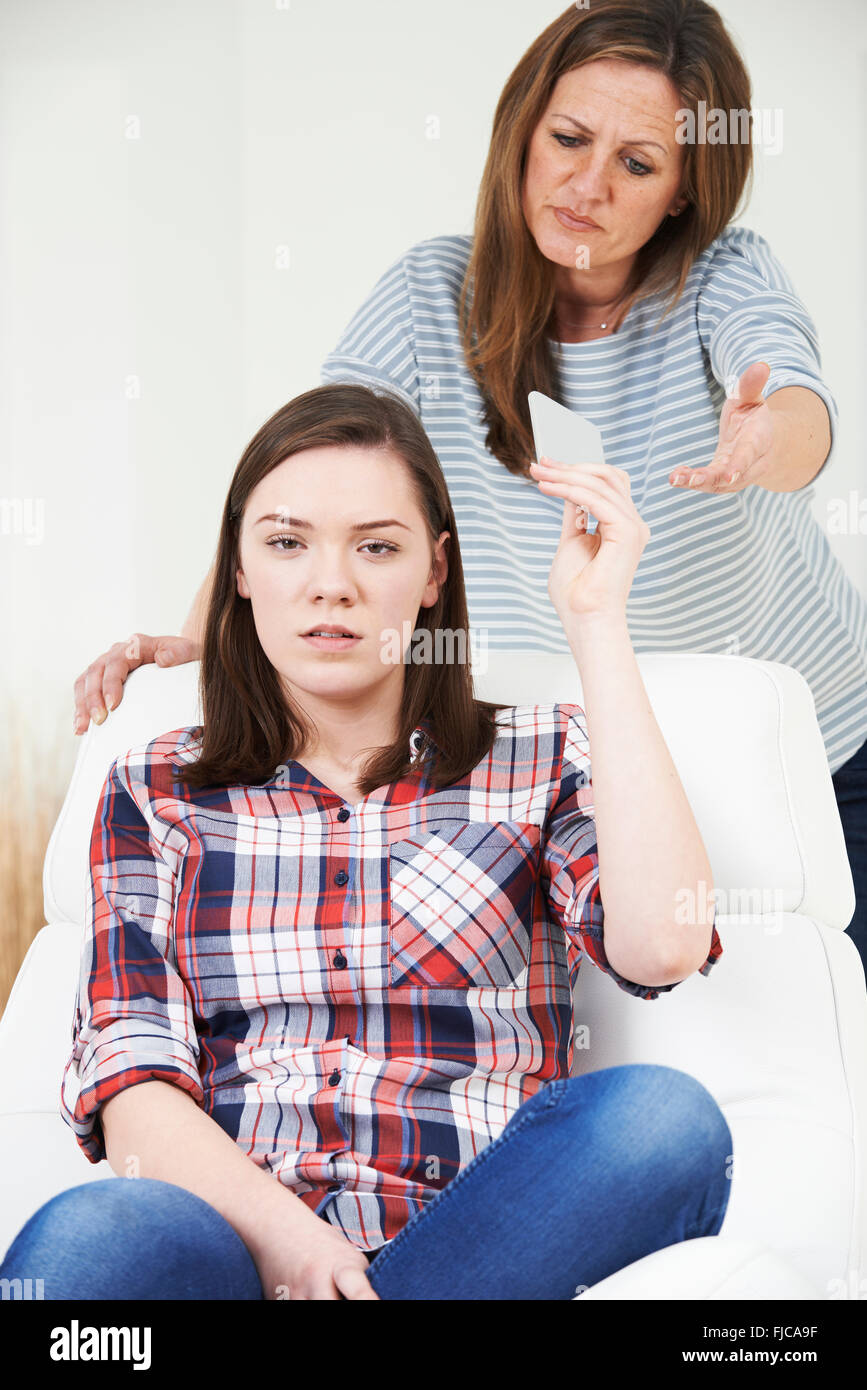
[320,251,421,417]
[695,228,838,485]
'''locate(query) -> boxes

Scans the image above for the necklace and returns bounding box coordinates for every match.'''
[556,300,625,333]
[561,318,611,330]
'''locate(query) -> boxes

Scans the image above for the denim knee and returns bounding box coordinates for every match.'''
[1,1177,263,1300]
[11,1177,205,1245]
[555,1064,732,1186]
[4,1179,132,1261]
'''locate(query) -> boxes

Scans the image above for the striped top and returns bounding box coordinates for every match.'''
[320,225,867,775]
[58,703,721,1252]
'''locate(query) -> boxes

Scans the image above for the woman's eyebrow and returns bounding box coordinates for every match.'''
[255,513,411,531]
[550,113,669,155]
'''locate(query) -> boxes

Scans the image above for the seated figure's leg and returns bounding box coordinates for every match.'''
[365,1063,733,1301]
[0,1177,264,1300]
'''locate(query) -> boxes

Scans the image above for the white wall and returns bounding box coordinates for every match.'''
[1,0,864,744]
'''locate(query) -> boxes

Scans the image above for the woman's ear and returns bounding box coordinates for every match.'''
[420,531,450,609]
[237,567,250,599]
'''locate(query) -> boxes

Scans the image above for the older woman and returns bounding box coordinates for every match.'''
[73,0,867,963]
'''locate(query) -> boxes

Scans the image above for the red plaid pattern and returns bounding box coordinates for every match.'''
[389,821,541,988]
[59,701,722,1251]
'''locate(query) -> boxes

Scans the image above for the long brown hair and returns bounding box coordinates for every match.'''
[174,384,507,795]
[461,0,754,477]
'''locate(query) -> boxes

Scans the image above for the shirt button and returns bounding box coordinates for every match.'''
[328,1070,340,1086]
[337,807,350,822]
[333,952,347,968]
[334,870,348,886]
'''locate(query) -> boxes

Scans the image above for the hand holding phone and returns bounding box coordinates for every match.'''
[528,392,606,533]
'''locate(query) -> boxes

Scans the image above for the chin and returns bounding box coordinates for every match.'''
[290,661,374,699]
[535,222,591,268]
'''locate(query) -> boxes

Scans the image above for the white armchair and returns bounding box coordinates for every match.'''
[1,652,864,1299]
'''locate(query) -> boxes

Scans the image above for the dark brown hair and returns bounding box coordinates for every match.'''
[174,383,507,794]
[461,0,754,476]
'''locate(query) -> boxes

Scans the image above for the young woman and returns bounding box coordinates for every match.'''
[15,383,730,1301]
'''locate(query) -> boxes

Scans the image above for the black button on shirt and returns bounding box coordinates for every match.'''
[333,953,347,969]
[337,807,350,822]
[334,870,348,886]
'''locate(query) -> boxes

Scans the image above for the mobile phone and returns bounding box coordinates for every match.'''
[528,391,605,532]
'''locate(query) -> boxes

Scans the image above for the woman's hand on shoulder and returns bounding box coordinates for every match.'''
[530,457,650,623]
[73,633,202,734]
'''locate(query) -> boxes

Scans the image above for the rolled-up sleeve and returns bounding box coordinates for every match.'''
[59,758,203,1163]
[541,708,723,1001]
[320,250,421,416]
[695,229,839,486]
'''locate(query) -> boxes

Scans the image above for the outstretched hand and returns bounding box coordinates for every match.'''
[669,361,776,494]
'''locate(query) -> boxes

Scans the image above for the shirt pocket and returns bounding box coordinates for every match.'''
[388,820,541,989]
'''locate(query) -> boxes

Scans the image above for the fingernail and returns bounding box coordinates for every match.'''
[729,472,741,485]
[689,475,704,488]
[105,695,117,712]
[92,707,106,725]
[73,716,84,735]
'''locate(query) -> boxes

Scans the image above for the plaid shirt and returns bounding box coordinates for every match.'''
[60,701,722,1252]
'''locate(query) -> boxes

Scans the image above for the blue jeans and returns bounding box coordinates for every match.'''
[0,1064,732,1301]
[832,733,867,972]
